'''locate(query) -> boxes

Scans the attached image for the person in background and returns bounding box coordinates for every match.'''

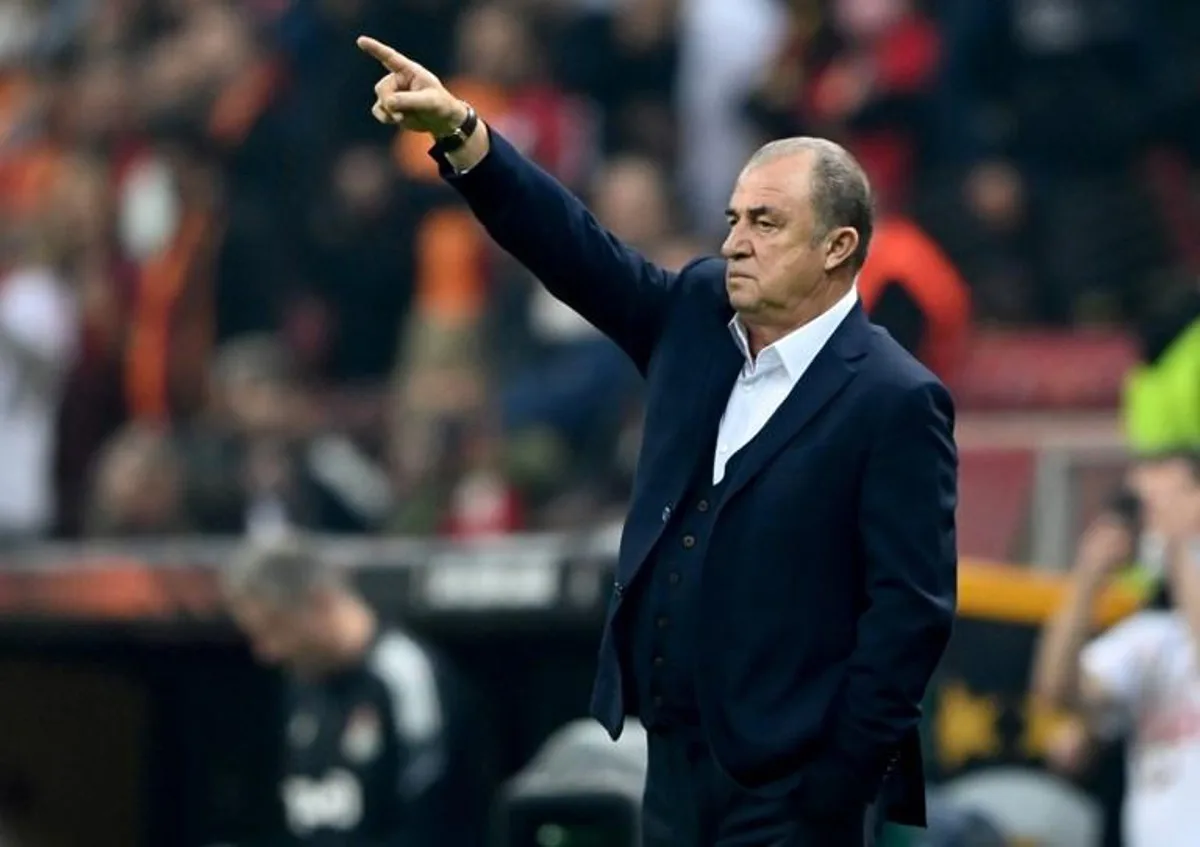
[1032,483,1145,847]
[0,228,79,543]
[182,335,387,536]
[83,422,190,537]
[856,214,971,383]
[1122,283,1200,454]
[221,535,484,847]
[1032,449,1200,847]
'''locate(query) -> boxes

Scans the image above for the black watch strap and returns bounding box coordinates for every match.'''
[433,104,479,154]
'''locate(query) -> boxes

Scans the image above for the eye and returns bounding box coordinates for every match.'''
[755,219,778,232]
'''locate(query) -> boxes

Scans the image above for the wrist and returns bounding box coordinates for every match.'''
[1071,566,1111,595]
[434,100,472,140]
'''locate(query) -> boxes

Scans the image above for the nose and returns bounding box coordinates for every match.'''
[721,226,751,260]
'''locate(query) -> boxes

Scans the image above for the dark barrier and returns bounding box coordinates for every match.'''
[0,533,1141,847]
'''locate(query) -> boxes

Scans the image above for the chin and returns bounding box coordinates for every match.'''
[726,284,756,311]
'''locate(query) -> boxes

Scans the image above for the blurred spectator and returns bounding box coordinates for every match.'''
[858,213,971,382]
[181,335,385,536]
[934,0,1181,324]
[556,0,680,159]
[84,422,188,536]
[676,0,788,238]
[221,535,488,846]
[496,156,668,487]
[436,414,526,539]
[749,0,940,210]
[304,143,416,383]
[1123,282,1200,453]
[0,223,79,541]
[1033,450,1200,847]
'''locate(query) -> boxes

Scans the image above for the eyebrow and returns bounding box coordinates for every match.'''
[725,205,783,220]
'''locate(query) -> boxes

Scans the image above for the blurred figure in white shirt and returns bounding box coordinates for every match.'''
[0,237,79,541]
[1035,450,1200,847]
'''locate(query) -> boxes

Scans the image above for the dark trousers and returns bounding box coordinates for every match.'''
[642,727,883,847]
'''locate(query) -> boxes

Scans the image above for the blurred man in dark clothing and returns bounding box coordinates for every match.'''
[222,536,484,847]
[936,0,1178,323]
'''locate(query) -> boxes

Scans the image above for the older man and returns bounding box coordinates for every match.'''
[358,36,958,847]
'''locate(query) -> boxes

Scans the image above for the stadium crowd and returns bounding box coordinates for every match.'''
[0,0,1198,545]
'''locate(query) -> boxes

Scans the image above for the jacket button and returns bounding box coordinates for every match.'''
[696,499,709,512]
[661,504,673,523]
[681,534,696,549]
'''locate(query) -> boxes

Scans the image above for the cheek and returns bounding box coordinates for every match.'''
[762,244,817,288]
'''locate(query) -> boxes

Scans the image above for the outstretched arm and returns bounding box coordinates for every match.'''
[358,36,676,372]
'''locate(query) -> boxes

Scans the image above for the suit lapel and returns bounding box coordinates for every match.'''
[677,321,744,471]
[715,305,871,511]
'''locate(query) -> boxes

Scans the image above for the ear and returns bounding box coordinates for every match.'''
[823,227,859,272]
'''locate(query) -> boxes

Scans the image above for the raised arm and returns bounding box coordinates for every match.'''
[358,35,676,371]
[1031,511,1135,715]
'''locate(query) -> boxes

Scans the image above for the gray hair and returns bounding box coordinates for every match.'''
[745,137,874,270]
[222,535,342,607]
[211,334,295,388]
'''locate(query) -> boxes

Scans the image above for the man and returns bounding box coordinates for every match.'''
[1032,450,1200,847]
[358,34,958,846]
[222,536,482,846]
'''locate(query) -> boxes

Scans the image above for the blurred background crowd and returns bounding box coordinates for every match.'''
[2,0,1198,545]
[2,0,1200,844]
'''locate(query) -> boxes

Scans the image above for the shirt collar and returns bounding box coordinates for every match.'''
[728,285,859,380]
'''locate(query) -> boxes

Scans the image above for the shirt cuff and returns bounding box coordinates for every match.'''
[426,122,501,182]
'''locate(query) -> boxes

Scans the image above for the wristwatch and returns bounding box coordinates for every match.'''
[433,103,479,154]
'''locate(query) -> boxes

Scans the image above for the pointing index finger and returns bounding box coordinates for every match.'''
[356,36,411,75]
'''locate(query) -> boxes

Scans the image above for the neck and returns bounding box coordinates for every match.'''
[742,278,852,358]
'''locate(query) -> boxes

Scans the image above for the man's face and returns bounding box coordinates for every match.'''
[721,154,831,321]
[1128,457,1198,538]
[229,594,330,671]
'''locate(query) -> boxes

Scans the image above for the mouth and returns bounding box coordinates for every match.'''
[727,271,753,281]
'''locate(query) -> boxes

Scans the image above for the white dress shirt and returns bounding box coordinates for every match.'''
[713,286,859,483]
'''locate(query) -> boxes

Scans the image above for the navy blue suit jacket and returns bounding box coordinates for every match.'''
[434,130,958,827]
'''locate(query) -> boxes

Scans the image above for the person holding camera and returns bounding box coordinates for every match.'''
[1033,450,1200,847]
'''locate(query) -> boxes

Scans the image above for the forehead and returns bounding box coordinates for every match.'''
[728,153,813,213]
[1130,458,1194,490]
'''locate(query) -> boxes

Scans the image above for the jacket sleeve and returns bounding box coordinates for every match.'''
[799,380,958,816]
[429,130,677,373]
[369,635,476,847]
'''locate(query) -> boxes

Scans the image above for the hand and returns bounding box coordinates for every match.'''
[1073,514,1134,583]
[357,35,468,136]
[1160,488,1200,561]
